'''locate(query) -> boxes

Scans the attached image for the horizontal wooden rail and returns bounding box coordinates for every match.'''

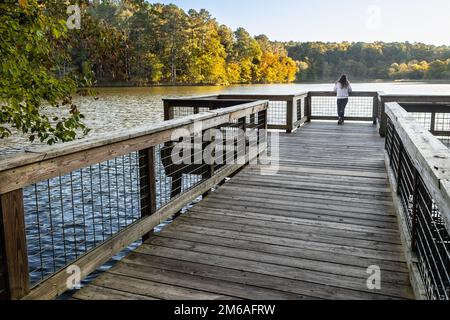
[400,103,450,113]
[0,100,269,300]
[161,99,255,108]
[382,94,450,103]
[216,93,308,101]
[308,91,379,97]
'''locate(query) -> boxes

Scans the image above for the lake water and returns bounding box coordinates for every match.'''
[1,82,450,157]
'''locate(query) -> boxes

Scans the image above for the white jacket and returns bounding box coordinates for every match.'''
[334,82,353,99]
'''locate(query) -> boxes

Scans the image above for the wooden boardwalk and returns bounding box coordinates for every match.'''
[73,122,414,300]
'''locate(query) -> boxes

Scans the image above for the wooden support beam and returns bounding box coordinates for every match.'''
[267,124,289,131]
[202,133,216,199]
[379,101,387,137]
[0,190,29,300]
[162,99,254,109]
[163,100,172,121]
[373,95,379,125]
[305,95,312,122]
[286,100,294,133]
[430,112,436,133]
[0,207,7,301]
[139,148,157,241]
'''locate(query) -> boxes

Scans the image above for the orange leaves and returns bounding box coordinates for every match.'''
[18,0,27,8]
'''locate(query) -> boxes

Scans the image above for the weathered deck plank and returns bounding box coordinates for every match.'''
[74,122,414,300]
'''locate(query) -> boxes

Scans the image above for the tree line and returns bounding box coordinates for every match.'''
[63,0,298,85]
[21,0,450,87]
[287,41,450,81]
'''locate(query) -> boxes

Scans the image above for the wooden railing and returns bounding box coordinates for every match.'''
[165,93,309,133]
[384,102,450,300]
[165,91,382,133]
[379,95,450,137]
[0,100,269,300]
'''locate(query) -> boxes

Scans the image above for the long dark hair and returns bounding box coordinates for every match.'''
[338,75,349,88]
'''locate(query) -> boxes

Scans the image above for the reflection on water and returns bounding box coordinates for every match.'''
[1,82,450,156]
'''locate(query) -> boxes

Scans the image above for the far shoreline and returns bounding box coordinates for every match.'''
[88,79,450,89]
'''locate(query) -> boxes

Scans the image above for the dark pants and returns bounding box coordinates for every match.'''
[337,98,349,118]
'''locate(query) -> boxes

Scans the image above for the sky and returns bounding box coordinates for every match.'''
[156,0,450,45]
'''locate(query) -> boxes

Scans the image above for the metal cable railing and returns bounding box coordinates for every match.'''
[24,154,142,285]
[308,92,378,122]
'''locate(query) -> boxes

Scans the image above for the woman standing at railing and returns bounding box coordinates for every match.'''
[334,75,353,125]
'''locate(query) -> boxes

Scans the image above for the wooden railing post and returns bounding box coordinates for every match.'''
[209,134,216,179]
[263,107,269,148]
[163,100,172,121]
[264,108,269,131]
[379,98,387,137]
[410,169,420,252]
[0,190,29,300]
[0,234,7,300]
[202,133,216,198]
[237,117,247,164]
[373,94,379,125]
[286,98,294,133]
[430,112,436,134]
[305,94,312,122]
[139,148,157,241]
[396,144,404,195]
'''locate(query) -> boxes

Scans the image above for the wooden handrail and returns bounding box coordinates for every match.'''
[216,93,309,100]
[400,103,450,113]
[385,102,450,232]
[381,94,450,102]
[162,99,256,108]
